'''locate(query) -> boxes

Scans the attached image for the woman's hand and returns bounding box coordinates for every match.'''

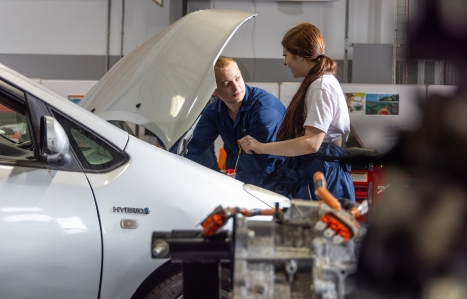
[238,135,264,154]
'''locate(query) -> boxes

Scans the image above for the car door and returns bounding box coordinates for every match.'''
[0,79,102,299]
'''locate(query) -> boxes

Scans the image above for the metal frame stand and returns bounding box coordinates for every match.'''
[152,223,235,299]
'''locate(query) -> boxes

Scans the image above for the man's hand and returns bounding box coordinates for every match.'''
[238,135,264,154]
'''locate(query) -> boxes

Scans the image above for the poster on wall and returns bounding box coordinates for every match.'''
[345,92,366,113]
[341,84,424,153]
[365,94,399,115]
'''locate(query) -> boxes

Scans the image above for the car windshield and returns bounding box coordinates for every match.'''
[0,103,30,144]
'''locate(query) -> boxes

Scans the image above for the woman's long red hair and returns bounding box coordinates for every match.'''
[277,23,337,141]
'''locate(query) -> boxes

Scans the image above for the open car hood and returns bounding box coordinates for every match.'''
[80,9,256,149]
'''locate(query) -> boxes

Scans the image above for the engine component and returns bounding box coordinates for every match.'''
[232,198,365,299]
[152,171,367,299]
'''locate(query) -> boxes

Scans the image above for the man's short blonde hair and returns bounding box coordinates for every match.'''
[215,56,237,70]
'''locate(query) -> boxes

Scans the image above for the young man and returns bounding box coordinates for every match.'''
[184,56,286,187]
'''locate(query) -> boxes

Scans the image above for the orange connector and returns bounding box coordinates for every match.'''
[320,214,353,241]
[313,172,342,210]
[200,206,282,237]
[200,206,229,238]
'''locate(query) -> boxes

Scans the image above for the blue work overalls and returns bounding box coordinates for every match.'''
[185,84,286,187]
[263,142,355,201]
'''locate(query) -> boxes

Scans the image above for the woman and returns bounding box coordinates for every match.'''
[238,23,355,201]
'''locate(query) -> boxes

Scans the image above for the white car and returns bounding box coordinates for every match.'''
[0,9,289,299]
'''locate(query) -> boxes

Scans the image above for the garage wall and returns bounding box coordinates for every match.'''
[190,0,394,60]
[189,0,393,83]
[0,0,170,79]
[0,0,169,56]
[0,0,395,82]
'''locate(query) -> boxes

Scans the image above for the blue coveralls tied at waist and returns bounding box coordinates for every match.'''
[263,143,355,201]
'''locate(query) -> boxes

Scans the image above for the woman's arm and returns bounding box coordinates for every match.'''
[238,126,325,157]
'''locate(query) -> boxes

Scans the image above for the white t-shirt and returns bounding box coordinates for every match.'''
[303,74,350,143]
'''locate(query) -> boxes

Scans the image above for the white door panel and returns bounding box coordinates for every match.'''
[0,165,101,299]
[88,137,272,299]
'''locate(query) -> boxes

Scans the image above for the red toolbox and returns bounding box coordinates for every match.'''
[351,162,386,223]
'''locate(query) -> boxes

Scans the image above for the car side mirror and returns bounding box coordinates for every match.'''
[40,115,70,166]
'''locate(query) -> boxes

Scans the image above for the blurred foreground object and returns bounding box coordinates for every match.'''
[355,0,467,298]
